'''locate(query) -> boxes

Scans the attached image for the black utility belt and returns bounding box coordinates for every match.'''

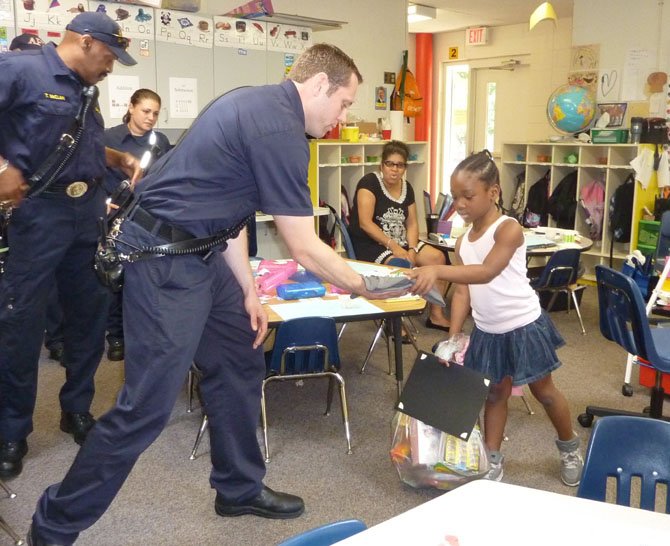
[43,178,99,198]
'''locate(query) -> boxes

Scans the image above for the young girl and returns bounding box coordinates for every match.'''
[408,150,583,486]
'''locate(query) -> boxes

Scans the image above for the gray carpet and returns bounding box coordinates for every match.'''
[1,289,666,545]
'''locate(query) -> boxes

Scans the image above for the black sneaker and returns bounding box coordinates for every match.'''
[60,412,96,446]
[106,339,124,361]
[0,439,28,479]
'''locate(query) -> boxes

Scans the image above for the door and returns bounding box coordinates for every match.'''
[471,65,529,156]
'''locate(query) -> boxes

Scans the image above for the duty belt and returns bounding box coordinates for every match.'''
[127,205,195,243]
[43,179,98,198]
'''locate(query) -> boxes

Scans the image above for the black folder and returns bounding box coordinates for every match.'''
[396,351,491,441]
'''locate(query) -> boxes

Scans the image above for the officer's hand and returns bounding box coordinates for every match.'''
[120,153,143,188]
[245,293,268,349]
[0,162,29,206]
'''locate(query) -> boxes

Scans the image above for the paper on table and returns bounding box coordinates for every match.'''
[270,297,383,321]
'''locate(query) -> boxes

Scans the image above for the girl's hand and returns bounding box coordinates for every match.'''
[407,265,441,296]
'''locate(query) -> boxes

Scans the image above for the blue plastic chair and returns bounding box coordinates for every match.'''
[577,416,670,512]
[577,265,670,427]
[530,248,586,334]
[277,519,367,546]
[261,317,351,462]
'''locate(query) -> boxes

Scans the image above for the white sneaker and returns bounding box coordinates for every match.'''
[484,451,504,481]
[556,435,583,487]
[558,448,583,487]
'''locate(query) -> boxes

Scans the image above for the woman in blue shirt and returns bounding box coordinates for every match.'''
[103,88,171,360]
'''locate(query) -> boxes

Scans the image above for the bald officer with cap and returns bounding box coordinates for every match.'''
[0,12,141,479]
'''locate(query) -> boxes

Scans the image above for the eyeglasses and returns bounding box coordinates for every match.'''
[84,30,130,49]
[383,160,407,169]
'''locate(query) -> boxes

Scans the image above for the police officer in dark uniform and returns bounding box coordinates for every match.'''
[102,88,171,361]
[0,12,141,480]
[29,43,401,545]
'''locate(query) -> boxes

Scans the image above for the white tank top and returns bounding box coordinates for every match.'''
[458,215,540,334]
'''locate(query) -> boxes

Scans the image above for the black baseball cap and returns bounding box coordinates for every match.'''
[9,33,45,51]
[65,12,136,66]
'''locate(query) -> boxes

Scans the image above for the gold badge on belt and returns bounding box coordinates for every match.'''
[65,181,88,198]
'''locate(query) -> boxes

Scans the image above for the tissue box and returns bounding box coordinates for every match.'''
[591,129,629,143]
[277,282,326,300]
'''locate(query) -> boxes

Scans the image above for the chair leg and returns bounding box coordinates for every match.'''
[325,376,335,416]
[333,373,352,455]
[360,321,385,374]
[0,514,24,546]
[405,316,419,335]
[570,289,586,335]
[187,369,195,413]
[260,382,271,463]
[0,479,16,499]
[189,413,209,461]
[337,322,347,341]
[546,291,559,312]
[520,395,535,415]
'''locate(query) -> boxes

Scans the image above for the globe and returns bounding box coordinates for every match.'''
[547,84,596,135]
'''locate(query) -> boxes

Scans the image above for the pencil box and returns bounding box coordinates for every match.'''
[255,260,298,294]
[276,282,326,300]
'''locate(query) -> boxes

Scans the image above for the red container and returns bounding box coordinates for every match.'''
[638,357,670,391]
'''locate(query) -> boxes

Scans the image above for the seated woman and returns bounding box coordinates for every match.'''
[348,140,450,331]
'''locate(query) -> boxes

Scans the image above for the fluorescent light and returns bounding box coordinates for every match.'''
[407,3,436,24]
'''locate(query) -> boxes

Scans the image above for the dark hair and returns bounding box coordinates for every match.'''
[381,140,409,162]
[122,88,162,124]
[453,149,503,208]
[288,43,363,96]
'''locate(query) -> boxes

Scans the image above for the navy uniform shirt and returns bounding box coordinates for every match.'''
[0,43,106,184]
[103,124,171,194]
[137,80,313,238]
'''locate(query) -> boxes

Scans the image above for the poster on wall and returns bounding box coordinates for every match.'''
[0,0,13,26]
[156,9,213,49]
[15,0,83,37]
[107,74,140,118]
[213,16,265,50]
[621,48,656,101]
[598,68,620,101]
[0,26,8,52]
[169,76,197,118]
[266,24,311,53]
[93,2,155,40]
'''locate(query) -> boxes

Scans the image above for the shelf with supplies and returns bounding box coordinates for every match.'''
[500,142,657,278]
[309,140,430,254]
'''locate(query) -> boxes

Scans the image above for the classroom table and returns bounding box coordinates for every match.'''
[334,479,670,546]
[261,260,427,397]
[423,226,593,258]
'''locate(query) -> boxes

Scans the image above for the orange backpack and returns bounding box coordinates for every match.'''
[391,68,423,118]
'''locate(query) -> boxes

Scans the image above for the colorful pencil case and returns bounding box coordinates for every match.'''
[276,282,326,300]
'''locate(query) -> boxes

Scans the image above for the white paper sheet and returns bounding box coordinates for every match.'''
[270,297,383,321]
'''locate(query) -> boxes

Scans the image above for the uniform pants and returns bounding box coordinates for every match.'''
[0,188,107,441]
[33,219,266,544]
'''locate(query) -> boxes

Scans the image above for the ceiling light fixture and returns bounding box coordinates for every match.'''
[407,3,437,24]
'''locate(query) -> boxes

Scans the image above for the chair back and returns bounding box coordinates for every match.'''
[594,265,669,370]
[654,210,670,274]
[577,416,670,512]
[277,519,367,546]
[533,248,581,289]
[332,213,357,260]
[269,317,340,375]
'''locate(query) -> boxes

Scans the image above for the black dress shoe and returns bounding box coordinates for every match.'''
[60,412,96,446]
[214,485,304,519]
[0,439,28,479]
[425,318,450,332]
[27,523,68,546]
[106,339,124,361]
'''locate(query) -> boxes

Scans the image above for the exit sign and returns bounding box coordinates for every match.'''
[466,27,489,46]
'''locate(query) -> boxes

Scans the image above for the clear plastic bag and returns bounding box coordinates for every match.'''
[390,412,490,490]
[434,333,469,364]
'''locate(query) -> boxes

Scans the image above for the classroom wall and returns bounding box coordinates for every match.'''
[201,0,410,125]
